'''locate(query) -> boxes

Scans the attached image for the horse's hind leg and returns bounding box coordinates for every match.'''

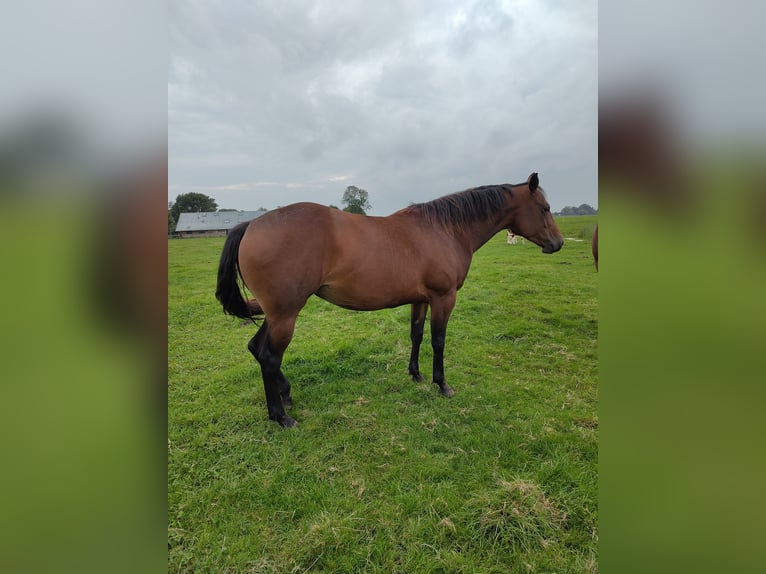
[247,316,298,427]
[408,303,428,382]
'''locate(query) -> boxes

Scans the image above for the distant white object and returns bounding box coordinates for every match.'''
[506,230,517,245]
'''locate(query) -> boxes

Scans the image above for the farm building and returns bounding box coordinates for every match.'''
[174,209,267,238]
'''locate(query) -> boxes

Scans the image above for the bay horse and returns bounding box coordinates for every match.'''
[216,172,563,427]
[592,224,598,271]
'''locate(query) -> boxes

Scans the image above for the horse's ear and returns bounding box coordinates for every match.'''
[528,172,539,192]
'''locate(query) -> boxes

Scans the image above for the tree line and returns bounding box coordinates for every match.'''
[554,204,598,216]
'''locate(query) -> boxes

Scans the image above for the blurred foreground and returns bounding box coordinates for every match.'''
[600,1,766,572]
[0,2,165,573]
[0,165,167,574]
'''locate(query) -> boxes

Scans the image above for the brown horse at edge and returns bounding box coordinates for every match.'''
[592,224,598,271]
[216,172,564,427]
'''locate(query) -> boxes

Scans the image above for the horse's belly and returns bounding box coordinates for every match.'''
[315,283,425,311]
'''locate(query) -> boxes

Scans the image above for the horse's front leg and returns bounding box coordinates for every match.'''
[408,302,428,382]
[429,291,456,397]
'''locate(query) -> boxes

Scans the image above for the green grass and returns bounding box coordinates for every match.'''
[169,216,597,573]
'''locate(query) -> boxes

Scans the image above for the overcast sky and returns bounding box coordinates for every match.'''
[169,0,597,215]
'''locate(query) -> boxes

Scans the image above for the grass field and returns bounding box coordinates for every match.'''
[169,215,598,573]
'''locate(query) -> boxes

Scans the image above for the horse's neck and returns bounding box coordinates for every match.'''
[451,215,506,254]
[394,207,505,255]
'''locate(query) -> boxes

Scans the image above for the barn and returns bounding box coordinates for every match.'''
[174,209,267,238]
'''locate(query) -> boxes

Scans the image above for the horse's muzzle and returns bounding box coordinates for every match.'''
[542,238,564,254]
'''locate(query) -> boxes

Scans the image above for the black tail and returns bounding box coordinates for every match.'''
[215,222,258,320]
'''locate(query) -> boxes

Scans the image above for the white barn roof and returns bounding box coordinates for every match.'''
[174,210,267,232]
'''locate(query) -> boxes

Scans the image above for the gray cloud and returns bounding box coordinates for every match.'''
[169,0,597,214]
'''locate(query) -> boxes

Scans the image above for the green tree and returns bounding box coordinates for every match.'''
[170,192,219,222]
[556,204,597,216]
[341,186,371,215]
[168,208,178,234]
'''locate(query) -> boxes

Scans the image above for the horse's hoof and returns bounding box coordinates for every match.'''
[410,372,424,383]
[439,385,455,397]
[278,415,298,428]
[269,412,298,427]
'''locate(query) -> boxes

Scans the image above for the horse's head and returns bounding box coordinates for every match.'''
[506,172,564,254]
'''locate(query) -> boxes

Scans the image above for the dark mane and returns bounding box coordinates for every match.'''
[402,184,513,231]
